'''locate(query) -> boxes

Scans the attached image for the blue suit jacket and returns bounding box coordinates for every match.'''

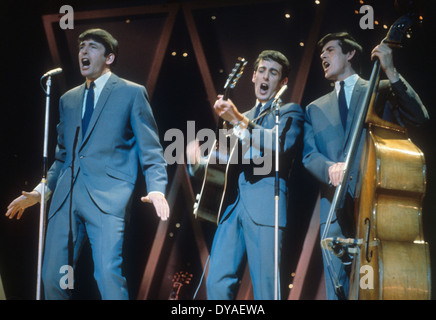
[46,73,167,219]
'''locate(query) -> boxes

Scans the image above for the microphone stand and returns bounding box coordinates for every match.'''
[36,75,52,300]
[34,68,62,300]
[272,85,287,300]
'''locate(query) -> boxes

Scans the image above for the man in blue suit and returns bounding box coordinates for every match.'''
[187,50,304,299]
[302,32,429,299]
[6,28,169,299]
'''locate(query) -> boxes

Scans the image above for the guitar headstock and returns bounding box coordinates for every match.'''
[223,57,247,100]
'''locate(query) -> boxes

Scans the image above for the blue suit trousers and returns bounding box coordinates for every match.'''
[206,195,283,300]
[42,171,128,300]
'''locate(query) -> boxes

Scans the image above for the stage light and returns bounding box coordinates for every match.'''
[315,0,320,5]
[182,52,188,58]
[285,13,291,19]
[171,51,177,56]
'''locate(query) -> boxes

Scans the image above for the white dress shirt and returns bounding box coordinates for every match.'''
[82,71,112,118]
[334,73,360,109]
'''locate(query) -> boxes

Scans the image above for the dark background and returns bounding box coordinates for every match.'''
[0,0,435,300]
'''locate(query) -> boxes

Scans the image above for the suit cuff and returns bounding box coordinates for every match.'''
[34,182,52,202]
[148,191,165,198]
[390,76,407,92]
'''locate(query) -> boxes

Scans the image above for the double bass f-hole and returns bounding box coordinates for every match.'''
[364,218,373,263]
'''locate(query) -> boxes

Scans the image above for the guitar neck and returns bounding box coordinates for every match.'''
[216,87,230,130]
[222,87,230,101]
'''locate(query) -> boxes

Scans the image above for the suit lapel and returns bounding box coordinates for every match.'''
[72,84,86,142]
[245,105,257,121]
[343,78,367,147]
[248,100,273,125]
[326,90,344,138]
[81,74,118,145]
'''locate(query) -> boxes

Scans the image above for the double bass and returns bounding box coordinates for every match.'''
[321,11,431,299]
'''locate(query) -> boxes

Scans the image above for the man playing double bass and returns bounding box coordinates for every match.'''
[302,32,429,300]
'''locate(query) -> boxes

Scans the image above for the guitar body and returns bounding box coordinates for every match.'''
[193,58,247,225]
[194,138,238,225]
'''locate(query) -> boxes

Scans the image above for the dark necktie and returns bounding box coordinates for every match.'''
[253,102,263,119]
[82,81,95,134]
[338,81,348,130]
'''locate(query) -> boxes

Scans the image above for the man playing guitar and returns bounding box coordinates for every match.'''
[187,50,303,299]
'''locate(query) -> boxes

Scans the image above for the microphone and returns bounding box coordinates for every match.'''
[271,85,288,110]
[42,68,63,78]
[273,84,288,103]
[321,237,363,265]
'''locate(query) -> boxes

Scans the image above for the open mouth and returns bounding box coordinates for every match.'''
[323,61,330,70]
[81,58,91,68]
[260,83,269,93]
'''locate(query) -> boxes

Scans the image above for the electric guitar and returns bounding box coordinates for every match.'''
[193,58,247,225]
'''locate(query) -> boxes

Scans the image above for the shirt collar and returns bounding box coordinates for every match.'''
[335,73,359,93]
[87,71,112,90]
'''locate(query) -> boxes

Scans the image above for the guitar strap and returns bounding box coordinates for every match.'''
[250,103,275,126]
[252,109,271,124]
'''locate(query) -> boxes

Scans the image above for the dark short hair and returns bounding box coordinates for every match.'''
[254,50,290,81]
[78,28,119,67]
[317,32,363,73]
